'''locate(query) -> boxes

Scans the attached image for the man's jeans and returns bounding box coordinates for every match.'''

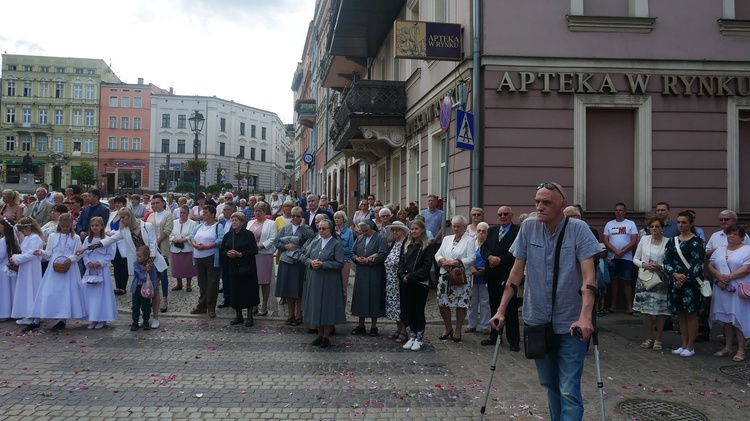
[534,333,587,421]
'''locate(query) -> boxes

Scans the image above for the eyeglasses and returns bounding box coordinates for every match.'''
[537,182,565,200]
[292,215,302,218]
[497,212,510,216]
[719,218,733,222]
[472,213,482,217]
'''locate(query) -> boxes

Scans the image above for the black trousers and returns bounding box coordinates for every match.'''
[488,277,520,346]
[401,282,429,334]
[113,248,129,291]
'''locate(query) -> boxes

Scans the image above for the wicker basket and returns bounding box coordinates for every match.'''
[52,256,72,273]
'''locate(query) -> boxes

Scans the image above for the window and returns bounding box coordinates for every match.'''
[75,68,84,74]
[220,118,226,132]
[251,125,256,137]
[38,137,47,152]
[568,0,654,33]
[108,137,117,149]
[178,114,186,129]
[433,0,447,22]
[54,137,63,153]
[21,136,31,152]
[56,67,65,73]
[162,114,170,128]
[240,122,246,136]
[219,142,226,156]
[74,84,83,99]
[22,109,31,124]
[6,81,15,96]
[261,149,266,162]
[85,85,94,99]
[5,108,15,123]
[55,110,63,125]
[161,139,170,153]
[85,110,94,126]
[39,109,48,124]
[122,97,130,107]
[84,138,94,154]
[120,137,129,150]
[134,97,142,108]
[55,83,64,98]
[261,127,266,140]
[251,147,256,160]
[7,65,16,71]
[133,138,141,150]
[23,81,32,97]
[73,110,82,126]
[6,136,15,151]
[109,96,118,107]
[109,116,117,128]
[177,139,186,153]
[133,117,142,130]
[121,117,129,129]
[41,66,49,72]
[87,69,95,75]
[239,145,245,158]
[24,66,32,72]
[40,82,48,98]
[72,138,82,152]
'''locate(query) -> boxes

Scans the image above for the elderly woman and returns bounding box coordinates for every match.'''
[188,205,223,319]
[708,224,750,362]
[169,205,198,292]
[466,207,484,242]
[467,221,491,335]
[172,196,187,219]
[334,211,354,304]
[1,190,25,222]
[663,210,705,358]
[435,215,476,342]
[275,206,314,325]
[302,219,346,348]
[350,218,389,336]
[246,201,276,316]
[220,212,259,327]
[270,192,283,218]
[632,216,670,351]
[384,221,409,342]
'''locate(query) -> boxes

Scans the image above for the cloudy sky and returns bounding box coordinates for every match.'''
[0,0,316,123]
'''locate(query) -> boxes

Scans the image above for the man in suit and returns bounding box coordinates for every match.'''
[302,194,333,233]
[25,187,54,226]
[481,205,521,350]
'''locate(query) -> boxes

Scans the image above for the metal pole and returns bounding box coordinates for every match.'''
[194,131,199,197]
[471,0,482,208]
[441,132,450,241]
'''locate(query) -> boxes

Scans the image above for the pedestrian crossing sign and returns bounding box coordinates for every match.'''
[456,109,474,151]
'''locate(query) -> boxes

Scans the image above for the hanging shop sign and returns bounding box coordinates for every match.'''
[394,20,462,61]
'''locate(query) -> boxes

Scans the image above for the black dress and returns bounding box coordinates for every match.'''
[220,228,260,309]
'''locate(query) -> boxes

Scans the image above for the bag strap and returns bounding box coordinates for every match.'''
[550,217,570,321]
[673,237,691,272]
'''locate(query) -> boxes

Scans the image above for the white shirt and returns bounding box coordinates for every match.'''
[154,210,167,227]
[604,218,638,261]
[706,230,750,252]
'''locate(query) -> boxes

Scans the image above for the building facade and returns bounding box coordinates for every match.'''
[300,0,750,234]
[0,54,120,192]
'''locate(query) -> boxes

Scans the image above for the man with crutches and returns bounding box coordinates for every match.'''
[489,182,600,421]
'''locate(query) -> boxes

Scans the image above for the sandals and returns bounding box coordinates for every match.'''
[285,317,295,325]
[640,339,654,349]
[369,327,379,337]
[186,286,193,292]
[351,326,366,335]
[714,348,733,357]
[171,285,183,291]
[733,352,746,362]
[652,340,663,351]
[394,333,408,344]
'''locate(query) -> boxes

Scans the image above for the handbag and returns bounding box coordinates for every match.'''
[53,256,71,273]
[638,268,662,291]
[82,267,103,284]
[673,237,711,298]
[524,217,569,360]
[173,241,185,249]
[446,262,467,286]
[738,283,750,300]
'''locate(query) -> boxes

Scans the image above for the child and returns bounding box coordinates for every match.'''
[0,218,21,321]
[26,213,85,332]
[81,217,118,329]
[11,217,45,327]
[131,245,157,331]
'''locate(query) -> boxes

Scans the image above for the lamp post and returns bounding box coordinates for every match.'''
[245,161,250,192]
[103,163,108,197]
[235,154,241,190]
[188,110,205,197]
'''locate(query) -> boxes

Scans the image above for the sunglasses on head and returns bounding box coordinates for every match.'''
[537,182,565,200]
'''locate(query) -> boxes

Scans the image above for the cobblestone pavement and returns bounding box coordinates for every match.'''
[0,272,748,420]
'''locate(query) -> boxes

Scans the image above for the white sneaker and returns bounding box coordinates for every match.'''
[680,349,696,357]
[403,335,416,350]
[151,319,159,329]
[138,317,143,327]
[672,347,685,355]
[87,322,97,329]
[16,318,32,325]
[411,339,423,351]
[95,322,105,329]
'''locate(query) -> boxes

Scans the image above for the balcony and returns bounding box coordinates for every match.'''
[12,123,52,134]
[330,79,406,163]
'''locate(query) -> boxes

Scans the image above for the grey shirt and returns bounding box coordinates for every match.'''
[510,217,600,334]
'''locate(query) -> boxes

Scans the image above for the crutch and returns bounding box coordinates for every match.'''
[586,284,606,421]
[479,335,502,418]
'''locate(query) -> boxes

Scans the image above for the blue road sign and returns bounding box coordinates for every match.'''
[456,109,475,151]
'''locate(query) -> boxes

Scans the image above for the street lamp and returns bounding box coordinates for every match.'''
[245,161,250,192]
[103,163,108,197]
[188,110,205,197]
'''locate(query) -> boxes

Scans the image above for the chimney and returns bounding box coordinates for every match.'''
[169,87,174,94]
[137,77,144,85]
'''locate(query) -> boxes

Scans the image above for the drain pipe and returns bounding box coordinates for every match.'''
[471,0,482,207]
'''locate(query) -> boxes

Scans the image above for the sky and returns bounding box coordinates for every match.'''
[0,0,316,123]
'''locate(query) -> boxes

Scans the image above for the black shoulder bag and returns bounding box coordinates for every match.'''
[523,217,569,359]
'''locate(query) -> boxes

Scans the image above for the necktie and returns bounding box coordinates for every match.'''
[498,227,505,242]
[33,202,40,216]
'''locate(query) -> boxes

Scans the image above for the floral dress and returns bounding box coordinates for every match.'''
[663,235,705,314]
[384,240,404,321]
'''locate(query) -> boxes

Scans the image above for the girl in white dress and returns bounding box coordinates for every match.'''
[81,217,118,329]
[11,217,44,326]
[25,214,85,332]
[0,218,21,321]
